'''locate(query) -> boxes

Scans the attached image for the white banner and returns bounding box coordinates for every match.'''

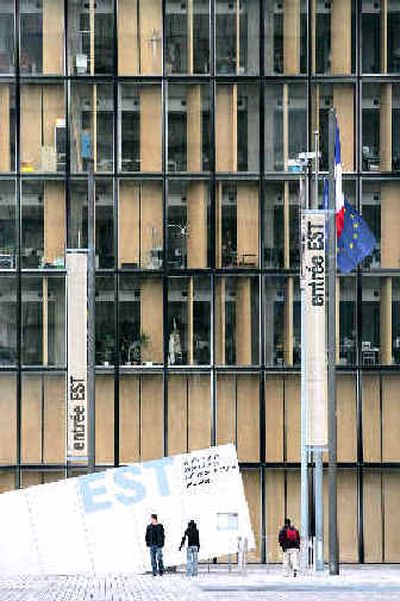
[0,445,253,575]
[301,211,328,447]
[66,251,88,461]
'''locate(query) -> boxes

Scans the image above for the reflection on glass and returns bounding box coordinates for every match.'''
[20,0,64,75]
[264,181,299,270]
[264,276,299,367]
[69,179,113,269]
[20,85,65,173]
[216,0,259,75]
[168,180,210,269]
[0,1,14,73]
[119,275,163,366]
[167,84,211,173]
[168,276,211,366]
[0,181,16,269]
[0,277,16,365]
[216,276,259,365]
[22,180,65,269]
[21,276,65,366]
[68,0,113,75]
[362,83,400,173]
[338,277,356,366]
[216,84,259,172]
[265,83,307,172]
[70,83,113,173]
[166,0,209,74]
[95,276,115,366]
[264,0,307,75]
[119,83,162,173]
[216,181,259,269]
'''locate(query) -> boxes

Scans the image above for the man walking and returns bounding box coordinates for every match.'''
[278,518,300,577]
[145,514,165,576]
[179,520,200,577]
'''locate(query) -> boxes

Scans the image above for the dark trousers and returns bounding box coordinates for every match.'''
[150,545,164,575]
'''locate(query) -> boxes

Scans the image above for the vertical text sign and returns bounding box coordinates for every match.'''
[66,252,88,461]
[301,212,328,446]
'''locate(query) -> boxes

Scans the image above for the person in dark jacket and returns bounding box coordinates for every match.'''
[179,520,200,576]
[145,514,165,576]
[278,518,300,577]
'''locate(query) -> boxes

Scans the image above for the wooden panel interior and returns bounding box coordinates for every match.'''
[140,87,162,171]
[118,0,139,75]
[283,0,300,74]
[381,183,400,268]
[265,375,284,462]
[21,375,42,464]
[0,375,16,464]
[0,472,15,492]
[140,0,162,74]
[187,182,207,268]
[380,276,392,365]
[237,375,259,462]
[43,0,64,74]
[265,470,284,562]
[0,84,10,171]
[362,375,381,462]
[43,375,64,463]
[216,85,237,171]
[168,375,187,455]
[42,85,64,171]
[215,278,225,364]
[382,375,400,462]
[44,182,65,264]
[380,83,392,171]
[188,375,211,451]
[140,279,163,364]
[242,470,261,562]
[363,471,383,562]
[119,375,140,463]
[383,471,400,561]
[141,375,163,460]
[119,181,140,267]
[235,278,252,365]
[331,0,352,74]
[21,86,41,170]
[337,375,357,462]
[216,374,236,446]
[95,375,114,464]
[237,184,259,266]
[337,470,358,562]
[283,277,293,365]
[285,375,300,463]
[333,84,354,171]
[141,183,163,267]
[286,471,300,531]
[187,85,202,171]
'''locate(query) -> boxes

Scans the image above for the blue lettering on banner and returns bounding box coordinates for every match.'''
[79,456,175,513]
[114,466,146,506]
[143,457,173,497]
[80,472,112,513]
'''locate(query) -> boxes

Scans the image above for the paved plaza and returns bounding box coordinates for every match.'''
[1,565,400,601]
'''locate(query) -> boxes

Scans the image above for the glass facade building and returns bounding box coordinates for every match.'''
[0,0,400,563]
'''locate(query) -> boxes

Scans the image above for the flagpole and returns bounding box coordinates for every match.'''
[328,109,339,575]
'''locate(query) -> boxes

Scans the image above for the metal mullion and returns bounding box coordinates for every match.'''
[15,0,22,489]
[113,0,119,468]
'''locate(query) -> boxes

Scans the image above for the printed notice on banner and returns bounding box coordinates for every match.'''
[301,211,328,447]
[66,251,88,461]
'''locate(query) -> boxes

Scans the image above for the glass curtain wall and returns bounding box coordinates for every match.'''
[0,0,399,565]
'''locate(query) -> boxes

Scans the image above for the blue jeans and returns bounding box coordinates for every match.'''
[186,546,199,577]
[150,545,164,575]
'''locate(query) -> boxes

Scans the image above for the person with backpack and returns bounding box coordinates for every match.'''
[278,518,300,577]
[145,514,165,576]
[179,520,200,577]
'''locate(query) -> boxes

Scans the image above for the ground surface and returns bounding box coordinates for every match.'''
[0,565,400,600]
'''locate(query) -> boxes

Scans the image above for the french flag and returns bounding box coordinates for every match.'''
[335,125,345,238]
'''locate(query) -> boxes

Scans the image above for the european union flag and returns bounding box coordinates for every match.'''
[337,200,376,273]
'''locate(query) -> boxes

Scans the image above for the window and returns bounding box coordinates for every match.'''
[20,0,64,75]
[215,0,259,75]
[166,0,210,74]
